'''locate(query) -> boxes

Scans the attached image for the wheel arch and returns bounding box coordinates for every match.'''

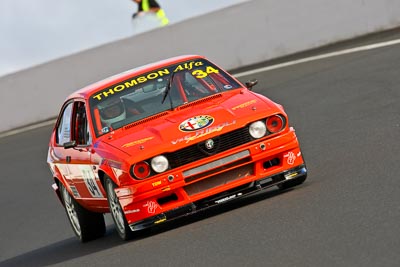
[97,166,119,188]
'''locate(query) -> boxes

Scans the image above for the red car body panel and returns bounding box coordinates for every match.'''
[47,55,307,234]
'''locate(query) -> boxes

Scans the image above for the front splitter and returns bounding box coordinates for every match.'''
[129,164,307,231]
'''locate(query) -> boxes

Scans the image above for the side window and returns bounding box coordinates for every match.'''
[56,103,73,145]
[74,102,91,146]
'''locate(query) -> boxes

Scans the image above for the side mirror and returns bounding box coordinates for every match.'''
[63,140,77,149]
[245,79,258,90]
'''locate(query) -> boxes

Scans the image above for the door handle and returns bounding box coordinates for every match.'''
[66,156,71,163]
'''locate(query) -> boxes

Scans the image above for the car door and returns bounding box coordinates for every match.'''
[52,100,106,201]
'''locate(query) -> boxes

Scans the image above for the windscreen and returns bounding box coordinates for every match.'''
[89,59,241,136]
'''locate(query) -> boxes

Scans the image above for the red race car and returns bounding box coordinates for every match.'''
[47,55,307,242]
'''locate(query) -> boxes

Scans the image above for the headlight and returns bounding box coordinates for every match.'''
[249,121,267,139]
[151,155,169,173]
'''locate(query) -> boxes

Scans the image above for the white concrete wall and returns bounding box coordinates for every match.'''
[1,0,400,133]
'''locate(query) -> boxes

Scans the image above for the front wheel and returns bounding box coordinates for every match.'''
[60,183,105,242]
[105,177,135,240]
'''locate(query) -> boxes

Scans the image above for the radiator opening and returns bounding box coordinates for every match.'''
[263,158,280,169]
[157,193,178,206]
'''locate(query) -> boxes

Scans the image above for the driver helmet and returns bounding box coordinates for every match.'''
[98,97,126,127]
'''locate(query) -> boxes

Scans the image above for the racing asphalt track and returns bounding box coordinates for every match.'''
[1,30,400,266]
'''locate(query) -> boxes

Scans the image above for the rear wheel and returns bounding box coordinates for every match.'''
[60,183,106,242]
[105,177,135,240]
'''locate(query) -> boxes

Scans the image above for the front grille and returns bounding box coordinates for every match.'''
[166,127,252,168]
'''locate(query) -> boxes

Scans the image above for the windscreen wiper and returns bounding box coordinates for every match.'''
[161,72,175,110]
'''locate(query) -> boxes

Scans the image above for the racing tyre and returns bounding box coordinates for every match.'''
[60,183,106,242]
[278,174,307,191]
[105,177,135,240]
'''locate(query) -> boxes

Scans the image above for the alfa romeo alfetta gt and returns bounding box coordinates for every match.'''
[47,55,307,242]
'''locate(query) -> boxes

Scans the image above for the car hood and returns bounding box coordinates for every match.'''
[101,90,282,161]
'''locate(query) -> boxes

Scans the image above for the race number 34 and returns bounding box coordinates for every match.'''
[192,66,219,79]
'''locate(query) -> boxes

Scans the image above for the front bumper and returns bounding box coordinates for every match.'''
[115,128,306,229]
[129,164,307,231]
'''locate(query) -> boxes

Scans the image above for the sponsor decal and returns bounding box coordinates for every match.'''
[232,100,257,110]
[152,180,162,187]
[215,193,243,204]
[173,61,203,72]
[179,115,214,132]
[172,120,236,144]
[101,127,111,134]
[154,218,167,224]
[92,60,217,102]
[92,69,170,101]
[80,165,104,198]
[122,136,154,148]
[125,209,140,214]
[284,172,298,180]
[284,151,296,165]
[144,201,159,214]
